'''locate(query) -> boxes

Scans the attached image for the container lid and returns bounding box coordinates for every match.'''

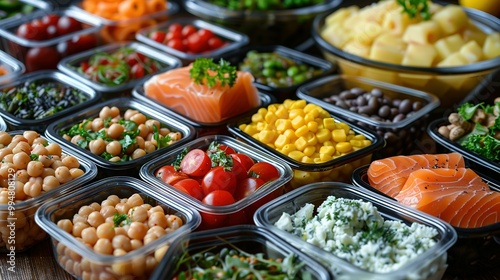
[0,49,24,85]
[57,41,182,93]
[297,74,440,129]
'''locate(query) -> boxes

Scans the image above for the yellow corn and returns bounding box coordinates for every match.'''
[323,140,335,147]
[243,124,258,135]
[336,142,352,153]
[290,99,306,109]
[323,118,336,130]
[274,134,289,149]
[362,140,372,146]
[304,132,318,146]
[267,104,278,113]
[295,125,309,138]
[289,150,305,161]
[281,143,296,154]
[301,156,314,163]
[275,119,292,132]
[336,122,350,134]
[256,122,269,131]
[303,146,316,157]
[251,113,263,123]
[294,136,308,151]
[304,113,315,123]
[289,108,305,120]
[307,121,318,133]
[259,130,276,144]
[257,107,267,115]
[316,128,331,143]
[320,153,333,162]
[303,103,318,113]
[283,99,295,108]
[275,106,289,119]
[291,115,305,130]
[265,112,278,126]
[319,146,335,156]
[332,129,347,143]
[283,129,297,142]
[353,134,367,140]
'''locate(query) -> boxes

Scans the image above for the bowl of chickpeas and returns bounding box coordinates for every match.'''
[227,99,384,191]
[312,0,500,108]
[44,97,195,175]
[34,176,201,279]
[0,130,97,252]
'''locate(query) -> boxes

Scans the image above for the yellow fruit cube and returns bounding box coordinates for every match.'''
[403,21,442,45]
[459,40,483,63]
[483,32,500,60]
[432,5,468,36]
[370,33,406,64]
[434,34,465,61]
[402,43,437,67]
[437,52,469,67]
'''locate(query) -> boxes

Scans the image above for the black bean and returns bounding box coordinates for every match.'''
[413,101,423,111]
[368,96,379,108]
[393,113,406,122]
[359,105,376,115]
[399,99,412,114]
[390,108,399,117]
[384,131,399,143]
[350,87,365,95]
[392,99,401,107]
[357,95,367,106]
[349,106,358,112]
[371,116,383,121]
[371,88,383,97]
[340,90,356,99]
[378,105,391,118]
[336,100,348,109]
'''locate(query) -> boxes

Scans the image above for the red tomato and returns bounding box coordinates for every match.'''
[166,29,182,41]
[208,37,224,50]
[180,149,212,177]
[181,24,196,38]
[58,34,97,56]
[16,22,46,40]
[41,14,60,27]
[201,190,235,227]
[173,179,203,201]
[231,153,255,172]
[149,31,166,43]
[186,32,207,53]
[218,145,236,155]
[248,162,280,182]
[233,177,265,201]
[155,165,189,186]
[56,16,81,36]
[131,64,145,79]
[25,47,60,72]
[201,166,237,196]
[168,23,183,33]
[167,38,185,51]
[197,29,214,42]
[230,158,247,182]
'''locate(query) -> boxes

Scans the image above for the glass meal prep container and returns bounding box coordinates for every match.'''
[297,74,440,158]
[150,225,332,279]
[0,0,51,26]
[0,70,101,133]
[34,176,201,280]
[0,130,98,252]
[351,165,500,279]
[136,17,250,66]
[227,100,384,190]
[0,7,102,73]
[254,182,457,280]
[44,97,196,176]
[219,45,334,102]
[71,0,179,44]
[57,41,182,97]
[139,134,293,231]
[0,49,24,85]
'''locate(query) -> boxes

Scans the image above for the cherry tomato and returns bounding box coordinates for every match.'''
[186,32,207,53]
[201,190,235,227]
[166,29,182,41]
[173,179,203,201]
[149,31,166,43]
[208,37,224,50]
[25,47,60,72]
[201,166,237,196]
[231,153,255,172]
[181,24,196,38]
[218,145,236,155]
[167,38,186,52]
[168,23,183,33]
[16,22,46,40]
[180,149,212,177]
[155,165,189,186]
[233,177,265,201]
[56,16,81,36]
[58,34,97,56]
[230,158,247,182]
[131,64,145,79]
[41,14,60,27]
[197,29,214,42]
[248,162,280,182]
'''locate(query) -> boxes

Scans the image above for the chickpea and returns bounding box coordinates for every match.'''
[11,135,28,144]
[51,160,64,170]
[57,219,73,233]
[99,106,112,119]
[154,245,169,262]
[12,152,31,170]
[114,227,127,236]
[130,113,147,125]
[96,223,115,240]
[92,118,104,131]
[109,106,120,118]
[148,206,164,215]
[70,168,84,179]
[43,175,60,192]
[72,214,87,225]
[143,233,158,245]
[112,235,132,252]
[23,181,42,197]
[131,255,146,277]
[124,109,139,120]
[148,212,168,228]
[166,215,183,230]
[144,141,156,154]
[31,143,48,155]
[63,134,71,141]
[89,139,106,155]
[94,238,113,255]
[55,166,72,184]
[87,211,105,228]
[106,141,122,157]
[168,132,182,142]
[127,194,144,208]
[0,147,12,161]
[114,203,130,216]
[131,149,146,160]
[137,124,149,139]
[108,123,125,139]
[113,248,127,257]
[62,155,80,169]
[23,131,39,145]
[101,199,117,207]
[41,167,54,178]
[147,226,166,238]
[38,155,55,167]
[71,135,85,146]
[72,222,90,238]
[100,205,118,219]
[32,137,48,147]
[12,141,31,154]
[78,206,94,217]
[0,132,12,146]
[109,156,121,162]
[129,206,148,223]
[145,119,161,131]
[89,202,101,212]
[0,163,14,178]
[127,222,148,240]
[135,136,145,150]
[2,154,13,163]
[27,161,44,177]
[45,143,62,157]
[81,227,98,246]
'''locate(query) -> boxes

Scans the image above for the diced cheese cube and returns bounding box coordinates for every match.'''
[343,41,371,58]
[370,33,406,64]
[461,20,488,46]
[434,34,465,61]
[432,5,468,36]
[402,43,437,67]
[403,21,442,45]
[459,40,483,63]
[437,52,469,67]
[483,32,500,60]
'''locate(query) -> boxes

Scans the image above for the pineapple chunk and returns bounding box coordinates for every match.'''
[483,32,500,60]
[437,52,468,67]
[343,41,371,58]
[382,8,415,35]
[370,33,406,64]
[462,20,488,46]
[353,21,383,45]
[321,24,352,49]
[432,5,468,36]
[459,40,483,63]
[325,6,359,26]
[403,21,442,45]
[434,34,465,61]
[402,44,437,67]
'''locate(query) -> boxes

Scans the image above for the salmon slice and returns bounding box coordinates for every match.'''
[143,65,261,123]
[367,153,465,197]
[450,191,500,228]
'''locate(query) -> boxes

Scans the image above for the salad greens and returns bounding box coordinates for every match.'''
[208,0,325,11]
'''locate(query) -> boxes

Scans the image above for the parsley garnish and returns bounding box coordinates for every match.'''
[397,0,431,20]
[30,154,39,161]
[112,213,130,227]
[189,58,237,88]
[172,147,188,171]
[207,141,233,170]
[152,124,172,150]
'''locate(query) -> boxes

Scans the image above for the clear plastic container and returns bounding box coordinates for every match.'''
[71,1,179,43]
[132,84,274,137]
[183,0,342,47]
[0,8,102,73]
[139,135,293,230]
[151,225,332,279]
[136,17,249,66]
[297,75,440,157]
[0,49,24,85]
[57,41,182,96]
[220,45,334,102]
[0,115,5,132]
[0,0,51,26]
[254,182,457,280]
[0,70,101,132]
[34,176,201,279]
[0,130,98,252]
[44,97,196,176]
[227,106,384,190]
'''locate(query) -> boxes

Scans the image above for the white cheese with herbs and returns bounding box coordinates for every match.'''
[274,196,438,273]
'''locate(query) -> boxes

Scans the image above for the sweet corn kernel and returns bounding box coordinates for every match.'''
[289,108,305,119]
[323,118,336,130]
[319,146,335,156]
[347,134,355,141]
[275,119,292,132]
[291,116,305,130]
[290,99,306,109]
[256,122,269,131]
[243,125,258,135]
[319,109,330,118]
[316,129,332,143]
[324,140,335,147]
[265,112,278,125]
[283,129,297,142]
[303,103,319,113]
[353,134,367,140]
[283,99,295,108]
[362,140,372,146]
[252,133,260,140]
[288,150,305,161]
[307,121,318,133]
[350,139,363,147]
[251,113,263,123]
[332,129,347,143]
[294,170,313,184]
[336,122,350,134]
[239,124,246,130]
[313,157,323,163]
[303,146,316,157]
[266,143,275,149]
[267,104,278,113]
[304,113,315,122]
[295,125,309,138]
[257,108,268,115]
[274,134,290,149]
[294,137,308,151]
[320,153,333,162]
[304,132,318,146]
[259,130,276,144]
[281,143,296,154]
[301,156,314,163]
[275,106,289,119]
[336,142,352,153]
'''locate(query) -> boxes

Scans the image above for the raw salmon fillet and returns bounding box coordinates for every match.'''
[144,65,261,123]
[367,153,465,197]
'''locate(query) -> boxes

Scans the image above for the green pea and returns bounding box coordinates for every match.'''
[293,74,307,84]
[287,66,299,77]
[262,68,276,77]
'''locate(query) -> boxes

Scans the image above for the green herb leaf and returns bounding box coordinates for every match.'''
[112,213,130,227]
[119,134,136,153]
[152,124,172,150]
[397,0,431,20]
[189,58,237,88]
[172,147,188,171]
[30,154,39,161]
[207,141,233,170]
[457,103,482,121]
